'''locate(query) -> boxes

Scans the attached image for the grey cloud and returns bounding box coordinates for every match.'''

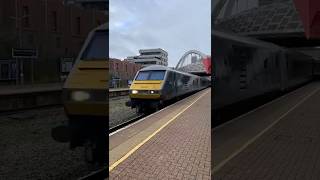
[109,0,211,67]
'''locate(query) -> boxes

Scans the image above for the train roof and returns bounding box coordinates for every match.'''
[140,65,170,71]
[74,23,107,63]
[95,23,108,31]
[212,30,284,50]
[139,65,199,77]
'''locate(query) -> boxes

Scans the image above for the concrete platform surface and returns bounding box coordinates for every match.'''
[109,89,211,179]
[213,82,320,180]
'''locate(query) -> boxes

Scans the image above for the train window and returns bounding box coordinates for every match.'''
[0,63,9,80]
[149,71,165,80]
[135,70,166,80]
[264,59,268,69]
[81,30,108,60]
[136,71,149,80]
[286,54,289,69]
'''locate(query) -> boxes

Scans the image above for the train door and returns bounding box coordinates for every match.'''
[274,52,279,90]
[233,46,249,91]
[166,71,175,99]
[173,72,178,96]
[175,73,183,96]
[279,51,288,91]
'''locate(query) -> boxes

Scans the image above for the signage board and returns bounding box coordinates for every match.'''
[12,48,38,59]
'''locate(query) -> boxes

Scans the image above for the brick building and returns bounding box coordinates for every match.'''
[0,0,107,84]
[109,58,142,88]
[125,48,168,67]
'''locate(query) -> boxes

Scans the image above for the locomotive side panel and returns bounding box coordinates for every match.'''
[212,35,236,110]
[128,65,210,112]
[212,34,282,111]
[285,51,313,90]
[162,70,176,101]
[212,30,315,121]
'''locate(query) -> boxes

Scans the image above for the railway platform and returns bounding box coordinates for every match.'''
[109,88,129,97]
[0,83,62,95]
[0,83,63,112]
[0,83,125,96]
[213,81,320,180]
[0,83,126,111]
[109,88,211,179]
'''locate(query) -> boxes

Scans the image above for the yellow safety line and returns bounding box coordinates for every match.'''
[109,89,210,172]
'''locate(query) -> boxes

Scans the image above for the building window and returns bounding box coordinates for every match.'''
[0,63,9,80]
[56,37,61,48]
[97,20,101,26]
[28,34,34,44]
[23,6,30,27]
[76,17,81,35]
[52,11,57,32]
[79,41,83,49]
[264,59,268,69]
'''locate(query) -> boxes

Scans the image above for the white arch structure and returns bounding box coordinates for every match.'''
[175,50,208,70]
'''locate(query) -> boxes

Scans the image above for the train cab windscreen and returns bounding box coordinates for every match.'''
[135,70,166,80]
[81,30,108,60]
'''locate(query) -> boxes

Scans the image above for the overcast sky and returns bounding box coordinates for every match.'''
[109,0,211,67]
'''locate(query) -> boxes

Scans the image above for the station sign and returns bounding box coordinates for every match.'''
[60,57,74,73]
[12,48,38,59]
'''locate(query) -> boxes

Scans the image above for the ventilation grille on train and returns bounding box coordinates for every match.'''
[183,83,189,91]
[239,60,247,90]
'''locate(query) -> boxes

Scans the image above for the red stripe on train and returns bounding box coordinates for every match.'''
[202,56,211,75]
[294,0,320,39]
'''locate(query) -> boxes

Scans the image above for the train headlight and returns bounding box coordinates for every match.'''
[132,90,138,94]
[71,91,90,101]
[150,90,160,94]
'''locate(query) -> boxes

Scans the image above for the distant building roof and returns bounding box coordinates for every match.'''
[215,1,304,37]
[125,48,168,67]
[63,0,108,11]
[139,48,168,56]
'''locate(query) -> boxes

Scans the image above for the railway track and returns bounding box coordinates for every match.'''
[109,114,146,134]
[78,167,108,180]
[0,104,62,117]
[0,90,129,117]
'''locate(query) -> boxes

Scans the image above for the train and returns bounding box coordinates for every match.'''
[127,65,210,112]
[57,24,108,165]
[212,30,314,120]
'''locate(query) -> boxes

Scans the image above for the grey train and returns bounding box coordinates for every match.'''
[128,65,210,112]
[212,30,314,118]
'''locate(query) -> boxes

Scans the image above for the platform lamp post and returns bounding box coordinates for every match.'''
[10,0,31,85]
